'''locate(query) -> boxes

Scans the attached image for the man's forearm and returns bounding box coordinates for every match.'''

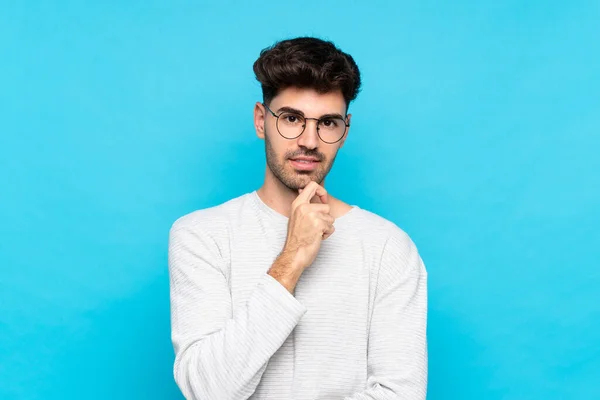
[173,273,306,399]
[343,385,399,400]
[169,224,309,400]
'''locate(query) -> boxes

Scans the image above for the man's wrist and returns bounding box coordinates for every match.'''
[268,250,303,294]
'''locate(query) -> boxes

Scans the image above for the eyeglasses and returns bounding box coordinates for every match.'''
[263,103,349,144]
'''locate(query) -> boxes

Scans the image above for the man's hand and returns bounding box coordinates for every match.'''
[268,181,335,293]
[284,181,335,269]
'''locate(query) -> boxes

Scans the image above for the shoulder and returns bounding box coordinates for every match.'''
[170,192,250,235]
[168,193,253,270]
[350,207,425,272]
[168,192,252,260]
[349,207,413,245]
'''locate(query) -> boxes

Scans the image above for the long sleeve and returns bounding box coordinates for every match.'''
[168,221,307,400]
[344,229,428,400]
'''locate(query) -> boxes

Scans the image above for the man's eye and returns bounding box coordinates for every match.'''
[322,119,337,127]
[282,114,302,124]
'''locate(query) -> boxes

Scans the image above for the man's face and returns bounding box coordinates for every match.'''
[254,87,351,191]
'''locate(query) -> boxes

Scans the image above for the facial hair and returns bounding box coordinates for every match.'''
[264,127,338,191]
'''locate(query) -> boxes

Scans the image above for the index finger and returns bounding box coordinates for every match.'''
[297,181,328,204]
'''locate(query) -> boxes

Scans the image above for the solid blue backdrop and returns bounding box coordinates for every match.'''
[1,1,599,399]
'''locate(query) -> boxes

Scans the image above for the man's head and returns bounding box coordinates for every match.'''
[252,37,361,191]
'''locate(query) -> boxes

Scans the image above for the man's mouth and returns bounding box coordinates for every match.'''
[289,157,320,170]
[290,157,320,162]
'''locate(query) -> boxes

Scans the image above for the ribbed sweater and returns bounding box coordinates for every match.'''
[168,190,428,399]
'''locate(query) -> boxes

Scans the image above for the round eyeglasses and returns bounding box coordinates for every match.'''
[263,103,349,144]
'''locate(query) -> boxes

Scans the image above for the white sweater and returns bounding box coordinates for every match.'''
[168,190,428,400]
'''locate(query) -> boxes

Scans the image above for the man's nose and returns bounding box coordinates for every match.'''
[297,119,320,149]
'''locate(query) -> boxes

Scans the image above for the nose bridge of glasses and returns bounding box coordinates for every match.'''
[302,117,322,131]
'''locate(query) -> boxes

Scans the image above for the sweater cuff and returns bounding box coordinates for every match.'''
[257,273,307,323]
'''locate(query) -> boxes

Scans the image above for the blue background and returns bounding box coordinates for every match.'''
[1,1,599,399]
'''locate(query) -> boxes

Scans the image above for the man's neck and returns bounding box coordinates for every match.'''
[256,177,352,220]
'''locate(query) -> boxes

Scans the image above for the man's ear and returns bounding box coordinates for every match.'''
[254,102,266,139]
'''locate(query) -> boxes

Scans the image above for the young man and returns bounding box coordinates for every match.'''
[168,37,428,400]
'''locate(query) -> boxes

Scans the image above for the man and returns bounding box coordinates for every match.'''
[168,37,428,400]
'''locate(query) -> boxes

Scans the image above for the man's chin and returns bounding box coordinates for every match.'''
[282,177,316,192]
[278,167,325,190]
[299,175,325,188]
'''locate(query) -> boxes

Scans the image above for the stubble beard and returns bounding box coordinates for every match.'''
[264,129,338,191]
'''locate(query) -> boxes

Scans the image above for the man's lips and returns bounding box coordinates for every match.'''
[290,156,320,162]
[289,157,320,170]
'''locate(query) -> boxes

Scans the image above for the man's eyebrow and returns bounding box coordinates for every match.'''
[276,106,345,120]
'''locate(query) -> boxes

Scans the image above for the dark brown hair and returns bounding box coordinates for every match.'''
[253,36,361,109]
